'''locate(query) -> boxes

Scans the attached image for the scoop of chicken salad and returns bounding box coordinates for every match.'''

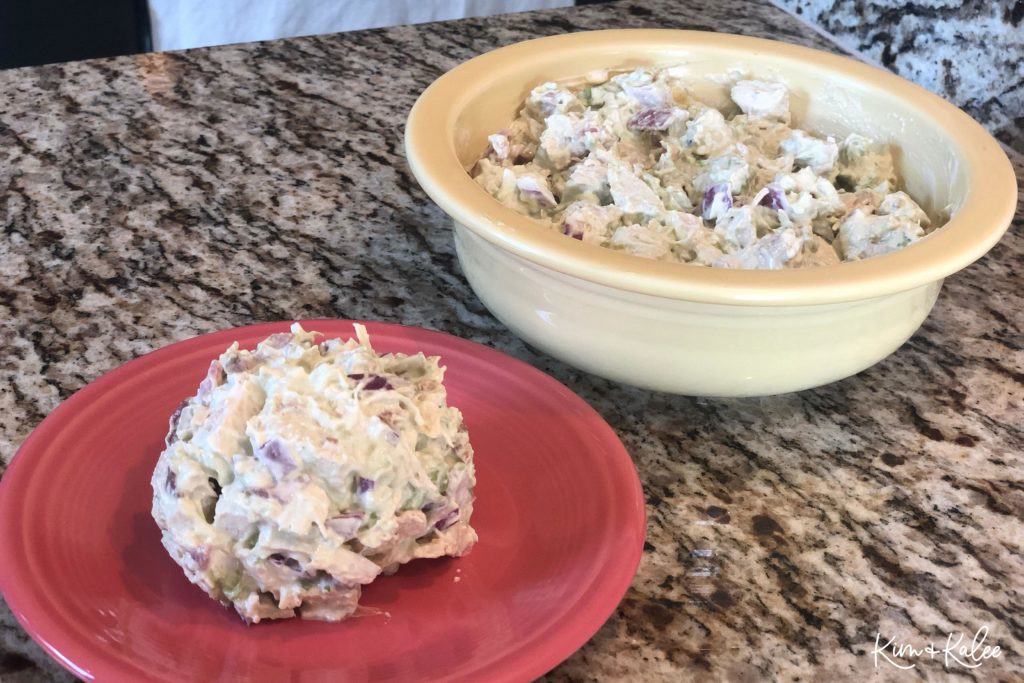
[151,323,477,623]
[474,68,937,269]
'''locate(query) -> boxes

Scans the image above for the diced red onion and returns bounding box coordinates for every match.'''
[757,185,788,212]
[348,373,392,390]
[256,439,295,478]
[435,508,460,531]
[701,183,733,221]
[165,400,188,446]
[628,108,672,131]
[622,84,668,109]
[364,375,392,391]
[488,133,510,161]
[561,221,585,241]
[536,90,565,117]
[519,187,556,207]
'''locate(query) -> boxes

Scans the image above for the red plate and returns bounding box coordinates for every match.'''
[0,320,645,682]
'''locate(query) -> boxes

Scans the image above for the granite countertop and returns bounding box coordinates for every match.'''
[775,0,1024,154]
[1,0,1021,681]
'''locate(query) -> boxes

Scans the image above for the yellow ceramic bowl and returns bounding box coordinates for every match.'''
[405,30,1017,396]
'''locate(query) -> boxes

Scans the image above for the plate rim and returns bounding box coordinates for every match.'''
[0,319,646,682]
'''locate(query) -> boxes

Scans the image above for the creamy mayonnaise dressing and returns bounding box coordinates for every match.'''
[151,324,476,623]
[474,68,937,269]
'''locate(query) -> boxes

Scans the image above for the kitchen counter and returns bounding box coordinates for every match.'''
[775,0,1023,154]
[1,0,1021,680]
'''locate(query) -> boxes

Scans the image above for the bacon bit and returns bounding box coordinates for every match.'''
[189,547,210,571]
[261,441,290,464]
[246,488,270,498]
[223,353,258,374]
[264,332,293,349]
[536,90,566,117]
[326,512,364,538]
[197,361,225,400]
[628,108,673,131]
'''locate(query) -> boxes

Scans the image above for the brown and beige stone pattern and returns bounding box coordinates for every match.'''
[1,0,1021,680]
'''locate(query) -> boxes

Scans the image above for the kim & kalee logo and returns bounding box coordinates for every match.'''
[871,624,1003,670]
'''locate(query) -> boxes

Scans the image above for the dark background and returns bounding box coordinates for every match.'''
[0,0,151,69]
[0,0,614,69]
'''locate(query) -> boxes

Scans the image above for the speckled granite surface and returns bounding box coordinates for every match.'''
[775,0,1024,153]
[1,0,1021,680]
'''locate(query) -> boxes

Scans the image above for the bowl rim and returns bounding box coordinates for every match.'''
[404,29,1017,306]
